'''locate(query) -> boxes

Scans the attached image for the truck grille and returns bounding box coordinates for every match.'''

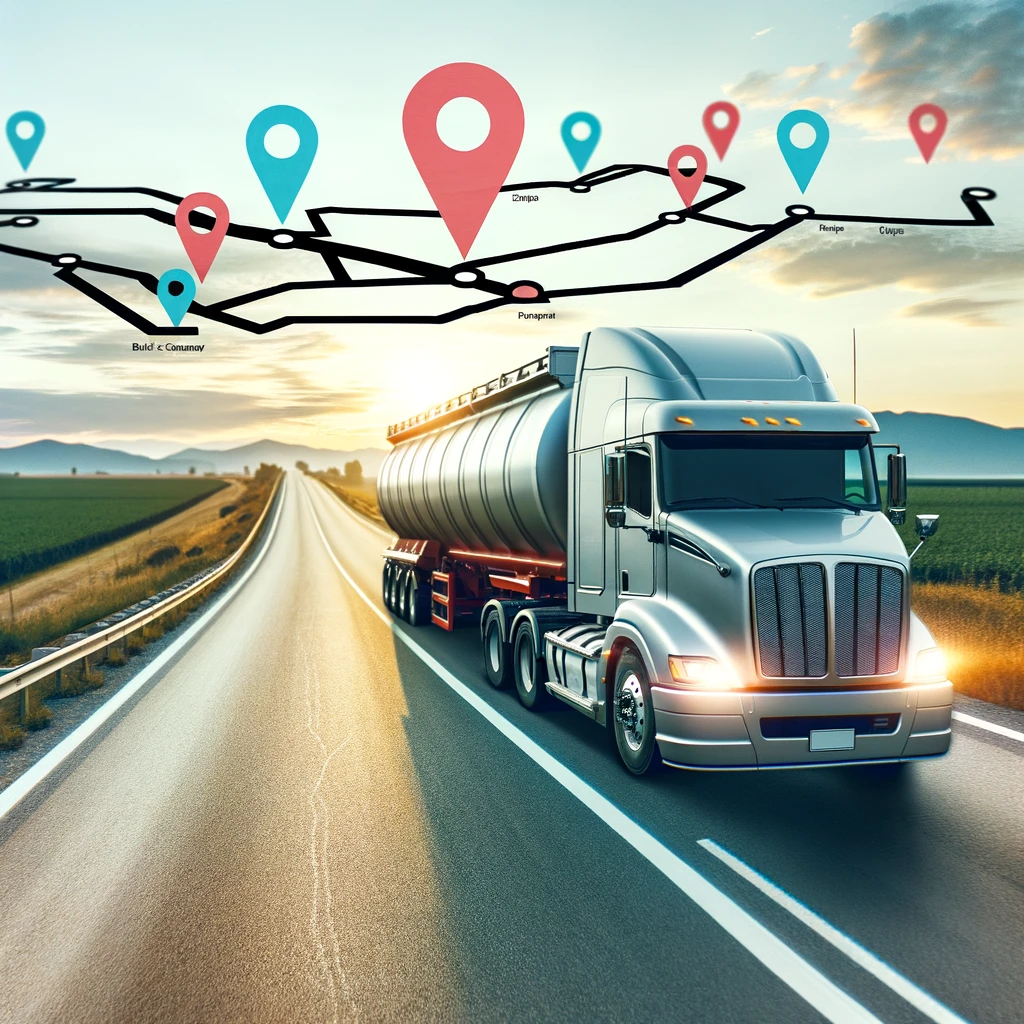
[753,564,827,677]
[753,562,904,679]
[834,563,903,677]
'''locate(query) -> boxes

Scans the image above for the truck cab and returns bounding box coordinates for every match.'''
[552,327,950,773]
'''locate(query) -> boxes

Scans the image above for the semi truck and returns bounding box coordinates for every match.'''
[377,327,952,776]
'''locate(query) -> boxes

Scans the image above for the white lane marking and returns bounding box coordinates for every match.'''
[952,710,1024,745]
[698,839,972,1024]
[300,477,884,1024]
[0,474,288,822]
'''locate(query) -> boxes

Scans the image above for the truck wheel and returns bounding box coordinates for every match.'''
[387,566,403,615]
[513,622,548,710]
[407,577,430,627]
[382,562,394,610]
[612,648,662,776]
[394,568,410,621]
[482,610,511,689]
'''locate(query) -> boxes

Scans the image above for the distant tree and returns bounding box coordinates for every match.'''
[343,460,363,486]
[295,460,310,473]
[326,466,340,477]
[188,466,196,475]
[71,466,77,475]
[244,465,250,476]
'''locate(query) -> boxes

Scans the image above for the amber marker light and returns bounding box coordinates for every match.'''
[765,417,780,426]
[675,416,694,425]
[856,418,870,426]
[741,417,759,426]
[784,417,801,426]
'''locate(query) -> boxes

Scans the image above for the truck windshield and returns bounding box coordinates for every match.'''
[658,433,880,511]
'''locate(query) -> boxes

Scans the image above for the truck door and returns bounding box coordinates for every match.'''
[617,447,655,596]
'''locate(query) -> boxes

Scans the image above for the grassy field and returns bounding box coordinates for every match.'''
[893,482,1024,591]
[913,582,1024,710]
[0,476,227,584]
[0,465,282,749]
[0,466,278,664]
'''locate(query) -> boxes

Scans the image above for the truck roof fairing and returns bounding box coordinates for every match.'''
[584,327,839,403]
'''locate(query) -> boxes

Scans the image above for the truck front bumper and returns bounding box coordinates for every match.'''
[651,681,953,770]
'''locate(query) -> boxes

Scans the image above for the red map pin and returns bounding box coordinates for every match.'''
[909,104,947,163]
[702,101,740,160]
[403,63,524,259]
[175,192,229,283]
[667,145,708,208]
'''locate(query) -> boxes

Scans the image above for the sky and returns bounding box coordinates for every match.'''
[0,0,1022,455]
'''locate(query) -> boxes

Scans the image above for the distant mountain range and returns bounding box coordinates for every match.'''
[0,413,1021,478]
[0,438,389,477]
[872,412,1024,478]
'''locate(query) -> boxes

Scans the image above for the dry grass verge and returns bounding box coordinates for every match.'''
[0,468,282,746]
[314,475,386,527]
[1,469,278,665]
[914,581,1024,710]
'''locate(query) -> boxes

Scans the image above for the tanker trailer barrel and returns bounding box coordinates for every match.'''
[378,348,578,562]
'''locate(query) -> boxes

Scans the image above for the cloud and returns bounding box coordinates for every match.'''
[759,232,1024,297]
[728,63,830,110]
[842,2,1024,158]
[0,385,378,438]
[898,296,1017,326]
[726,3,1024,159]
[752,27,774,39]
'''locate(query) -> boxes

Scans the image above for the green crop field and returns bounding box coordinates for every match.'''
[893,482,1024,591]
[0,477,227,583]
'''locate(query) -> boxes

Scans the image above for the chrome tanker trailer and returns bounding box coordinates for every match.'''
[378,327,952,776]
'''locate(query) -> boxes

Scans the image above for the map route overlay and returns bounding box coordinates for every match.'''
[0,167,997,336]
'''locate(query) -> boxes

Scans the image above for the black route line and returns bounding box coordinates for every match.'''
[0,169,997,336]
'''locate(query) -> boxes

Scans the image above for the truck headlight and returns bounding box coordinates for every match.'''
[668,656,741,688]
[910,646,947,682]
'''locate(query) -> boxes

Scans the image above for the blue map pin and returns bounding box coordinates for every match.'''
[157,269,196,327]
[561,112,601,173]
[6,112,45,171]
[777,110,829,193]
[246,105,318,223]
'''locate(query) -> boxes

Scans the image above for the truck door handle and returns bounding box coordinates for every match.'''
[621,570,629,592]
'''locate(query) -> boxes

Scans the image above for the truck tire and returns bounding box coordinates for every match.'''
[482,610,511,689]
[407,576,430,627]
[382,562,394,610]
[612,648,662,776]
[513,622,548,710]
[387,565,403,615]
[394,568,410,621]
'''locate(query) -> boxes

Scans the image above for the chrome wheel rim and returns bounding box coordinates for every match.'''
[618,673,645,751]
[487,624,501,674]
[518,638,535,693]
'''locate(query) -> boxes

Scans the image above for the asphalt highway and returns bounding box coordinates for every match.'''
[0,471,1021,1024]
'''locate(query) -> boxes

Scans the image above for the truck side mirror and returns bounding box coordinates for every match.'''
[886,453,907,526]
[604,452,626,529]
[915,514,939,539]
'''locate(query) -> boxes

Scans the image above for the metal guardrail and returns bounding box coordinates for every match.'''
[0,471,283,706]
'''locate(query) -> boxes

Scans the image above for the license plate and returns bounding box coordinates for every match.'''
[809,728,856,751]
